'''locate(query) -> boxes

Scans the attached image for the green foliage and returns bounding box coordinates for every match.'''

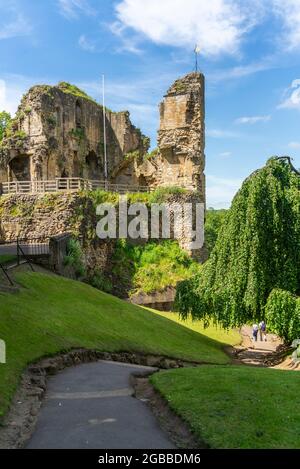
[147,186,187,204]
[205,209,227,256]
[176,157,300,328]
[265,289,300,343]
[88,186,187,207]
[58,82,97,104]
[46,115,57,127]
[64,239,86,278]
[0,111,12,141]
[89,270,113,294]
[142,136,150,151]
[14,130,27,139]
[124,150,141,161]
[89,189,119,206]
[145,147,159,160]
[69,127,85,140]
[112,239,202,295]
[174,81,187,93]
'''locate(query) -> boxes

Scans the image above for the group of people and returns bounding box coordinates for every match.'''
[252,321,267,342]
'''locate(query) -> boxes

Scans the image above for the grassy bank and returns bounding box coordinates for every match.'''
[151,310,241,346]
[151,365,300,449]
[0,271,232,420]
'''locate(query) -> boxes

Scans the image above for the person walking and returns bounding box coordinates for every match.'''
[259,321,267,342]
[252,323,259,342]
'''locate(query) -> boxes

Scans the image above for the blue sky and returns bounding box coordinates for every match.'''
[1,0,300,208]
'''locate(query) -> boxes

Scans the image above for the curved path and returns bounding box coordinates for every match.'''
[27,361,175,449]
[234,326,282,366]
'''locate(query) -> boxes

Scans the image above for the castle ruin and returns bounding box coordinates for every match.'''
[0,72,205,202]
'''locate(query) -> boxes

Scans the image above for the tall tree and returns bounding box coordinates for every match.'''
[176,157,300,328]
[0,111,11,142]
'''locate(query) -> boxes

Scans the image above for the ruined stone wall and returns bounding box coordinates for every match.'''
[158,72,205,195]
[0,190,205,266]
[134,72,205,200]
[0,84,148,184]
[0,73,205,200]
[0,193,115,276]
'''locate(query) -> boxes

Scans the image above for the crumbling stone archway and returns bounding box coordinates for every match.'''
[9,155,30,181]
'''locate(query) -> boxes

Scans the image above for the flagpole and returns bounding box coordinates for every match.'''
[194,45,200,72]
[102,74,108,188]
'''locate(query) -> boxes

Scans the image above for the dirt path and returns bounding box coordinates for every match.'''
[233,326,283,366]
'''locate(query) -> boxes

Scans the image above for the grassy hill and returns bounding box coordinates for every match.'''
[151,365,300,449]
[0,271,235,420]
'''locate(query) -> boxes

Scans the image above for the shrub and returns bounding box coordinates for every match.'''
[112,239,202,295]
[265,289,300,343]
[64,239,86,279]
[0,111,11,142]
[89,271,113,293]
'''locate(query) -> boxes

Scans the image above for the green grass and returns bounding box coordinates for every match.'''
[111,239,202,297]
[0,272,232,420]
[148,310,241,346]
[0,255,17,265]
[151,365,300,449]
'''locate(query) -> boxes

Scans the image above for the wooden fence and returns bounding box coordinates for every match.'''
[0,178,152,195]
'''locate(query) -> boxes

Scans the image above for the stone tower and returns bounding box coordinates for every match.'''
[157,72,205,199]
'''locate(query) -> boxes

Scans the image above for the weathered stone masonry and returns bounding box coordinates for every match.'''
[0,72,205,201]
[0,83,149,185]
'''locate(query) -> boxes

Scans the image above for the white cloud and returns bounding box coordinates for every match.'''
[207,128,239,138]
[0,78,25,115]
[109,21,142,54]
[208,59,275,83]
[272,0,300,51]
[278,79,300,109]
[114,0,263,57]
[0,2,31,40]
[58,0,96,19]
[235,115,271,124]
[206,174,243,208]
[78,34,95,52]
[219,151,232,158]
[288,141,300,149]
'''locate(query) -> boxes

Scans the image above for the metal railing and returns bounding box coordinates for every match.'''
[0,237,52,283]
[0,262,14,286]
[1,178,152,195]
[0,237,50,268]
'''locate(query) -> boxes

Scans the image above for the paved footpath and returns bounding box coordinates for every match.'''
[235,326,282,366]
[27,361,175,449]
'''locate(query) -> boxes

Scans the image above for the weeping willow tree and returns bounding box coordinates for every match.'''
[175,157,300,328]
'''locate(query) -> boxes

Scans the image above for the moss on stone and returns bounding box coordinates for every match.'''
[57,82,98,104]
